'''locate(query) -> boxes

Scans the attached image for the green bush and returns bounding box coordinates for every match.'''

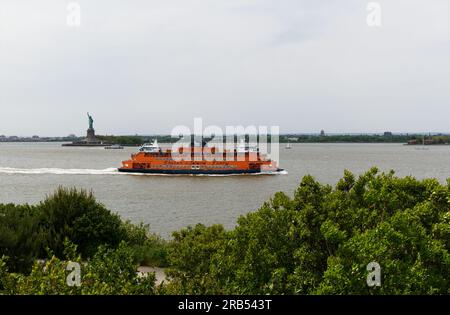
[2,170,449,295]
[166,224,228,294]
[38,187,126,259]
[166,168,450,295]
[121,221,169,267]
[0,204,45,273]
[0,241,156,295]
[0,187,167,274]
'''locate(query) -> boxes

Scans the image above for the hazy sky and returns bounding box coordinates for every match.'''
[1,0,449,136]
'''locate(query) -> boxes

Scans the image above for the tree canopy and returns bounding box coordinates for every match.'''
[1,169,449,295]
[166,168,449,294]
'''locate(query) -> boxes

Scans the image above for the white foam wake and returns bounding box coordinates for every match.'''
[0,167,119,175]
[146,170,289,177]
[0,167,288,176]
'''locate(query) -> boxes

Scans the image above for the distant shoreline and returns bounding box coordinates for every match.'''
[1,133,449,145]
[1,141,449,146]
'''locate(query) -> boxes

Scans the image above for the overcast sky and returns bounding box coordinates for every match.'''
[0,0,449,136]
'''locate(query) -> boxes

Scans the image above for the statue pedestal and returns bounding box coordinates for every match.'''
[86,128,99,143]
[62,115,109,147]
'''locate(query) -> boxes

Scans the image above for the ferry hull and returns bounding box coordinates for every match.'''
[117,168,283,175]
[118,141,284,175]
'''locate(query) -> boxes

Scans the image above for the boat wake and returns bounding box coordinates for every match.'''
[0,167,288,176]
[0,167,119,175]
[124,170,289,177]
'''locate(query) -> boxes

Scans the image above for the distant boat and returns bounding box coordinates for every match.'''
[415,136,429,150]
[105,144,124,150]
[285,141,292,149]
[138,140,161,153]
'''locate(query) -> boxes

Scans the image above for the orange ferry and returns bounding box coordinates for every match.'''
[118,140,283,175]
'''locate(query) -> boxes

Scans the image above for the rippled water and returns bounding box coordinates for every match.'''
[1,142,449,238]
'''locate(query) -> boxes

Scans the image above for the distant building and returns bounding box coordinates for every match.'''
[384,131,393,137]
[32,135,40,139]
[320,130,325,136]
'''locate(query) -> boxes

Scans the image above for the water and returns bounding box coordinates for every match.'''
[1,142,449,238]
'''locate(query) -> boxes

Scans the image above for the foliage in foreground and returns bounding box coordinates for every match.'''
[0,241,155,295]
[0,187,168,274]
[1,169,449,295]
[166,168,450,295]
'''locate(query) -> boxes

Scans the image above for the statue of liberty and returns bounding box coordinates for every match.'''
[87,112,94,130]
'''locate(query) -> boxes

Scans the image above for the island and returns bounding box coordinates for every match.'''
[62,113,111,147]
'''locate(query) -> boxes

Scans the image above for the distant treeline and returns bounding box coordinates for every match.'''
[96,134,450,145]
[1,134,448,145]
[282,134,450,144]
[96,135,145,146]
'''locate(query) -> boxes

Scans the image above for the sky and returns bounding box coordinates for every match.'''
[0,0,449,136]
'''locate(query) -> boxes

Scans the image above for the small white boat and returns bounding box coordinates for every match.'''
[237,138,258,153]
[139,140,161,153]
[415,136,429,151]
[285,141,292,149]
[105,144,124,150]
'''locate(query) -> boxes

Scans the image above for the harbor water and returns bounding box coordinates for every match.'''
[1,142,449,238]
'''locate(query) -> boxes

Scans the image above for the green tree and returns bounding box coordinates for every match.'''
[167,168,450,295]
[0,241,156,295]
[0,204,45,272]
[38,187,126,258]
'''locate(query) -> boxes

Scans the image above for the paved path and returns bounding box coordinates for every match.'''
[137,266,167,286]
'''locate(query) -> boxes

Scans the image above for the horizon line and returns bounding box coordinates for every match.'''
[2,132,450,138]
